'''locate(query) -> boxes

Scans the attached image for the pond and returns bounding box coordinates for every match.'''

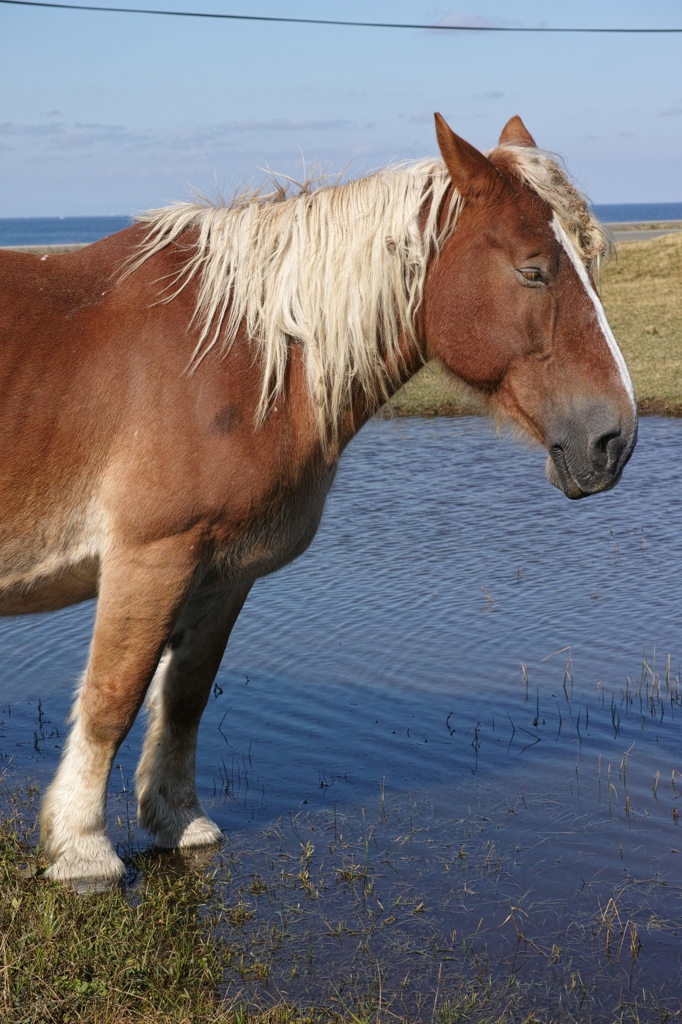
[2,415,682,1020]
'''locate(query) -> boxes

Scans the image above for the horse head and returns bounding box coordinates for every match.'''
[425,114,637,499]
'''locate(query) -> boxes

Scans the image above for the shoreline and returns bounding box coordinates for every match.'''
[384,395,682,419]
[2,218,682,254]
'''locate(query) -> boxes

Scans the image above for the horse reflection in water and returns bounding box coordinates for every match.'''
[0,114,636,882]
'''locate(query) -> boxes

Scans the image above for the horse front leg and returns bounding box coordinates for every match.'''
[40,538,199,883]
[136,582,250,850]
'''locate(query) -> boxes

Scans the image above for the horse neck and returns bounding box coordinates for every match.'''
[331,330,428,455]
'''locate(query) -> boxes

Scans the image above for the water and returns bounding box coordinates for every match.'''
[0,216,131,247]
[3,415,682,1016]
[1,203,681,249]
[593,202,682,223]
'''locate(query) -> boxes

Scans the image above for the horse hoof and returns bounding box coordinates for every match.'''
[154,814,222,851]
[42,843,126,886]
[178,815,222,849]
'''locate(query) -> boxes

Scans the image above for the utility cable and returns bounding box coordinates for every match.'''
[0,0,681,34]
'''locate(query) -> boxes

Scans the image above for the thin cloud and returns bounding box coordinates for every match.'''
[216,118,354,132]
[660,107,682,117]
[0,122,64,136]
[0,117,368,163]
[427,12,522,33]
[74,122,127,131]
[41,123,148,149]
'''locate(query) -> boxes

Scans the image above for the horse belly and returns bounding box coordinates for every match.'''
[0,507,103,615]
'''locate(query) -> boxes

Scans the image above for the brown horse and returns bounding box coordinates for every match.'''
[0,114,636,882]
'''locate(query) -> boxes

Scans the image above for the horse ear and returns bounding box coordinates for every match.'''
[434,112,502,199]
[498,115,537,148]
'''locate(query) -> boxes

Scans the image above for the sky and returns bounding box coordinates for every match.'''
[1,0,681,216]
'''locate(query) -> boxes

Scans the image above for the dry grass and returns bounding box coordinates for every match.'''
[389,232,682,417]
[602,232,682,415]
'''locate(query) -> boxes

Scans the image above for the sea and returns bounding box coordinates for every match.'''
[0,203,681,247]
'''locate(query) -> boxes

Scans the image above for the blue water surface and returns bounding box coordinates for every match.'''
[2,415,681,829]
[0,216,131,246]
[593,201,682,223]
[2,415,682,1011]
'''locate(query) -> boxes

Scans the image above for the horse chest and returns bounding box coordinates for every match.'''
[213,462,337,581]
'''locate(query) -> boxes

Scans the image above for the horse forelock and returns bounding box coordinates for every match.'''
[130,161,462,439]
[487,143,612,270]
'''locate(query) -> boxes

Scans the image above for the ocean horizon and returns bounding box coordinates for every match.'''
[0,203,681,247]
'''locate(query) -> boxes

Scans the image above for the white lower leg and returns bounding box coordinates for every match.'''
[136,660,221,849]
[40,707,124,881]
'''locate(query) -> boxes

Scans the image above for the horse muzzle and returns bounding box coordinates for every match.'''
[545,405,638,500]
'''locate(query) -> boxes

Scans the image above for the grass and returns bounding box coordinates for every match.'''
[602,232,682,414]
[3,762,682,1024]
[388,232,682,418]
[0,780,231,1023]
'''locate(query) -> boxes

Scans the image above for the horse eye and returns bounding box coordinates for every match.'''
[519,268,544,284]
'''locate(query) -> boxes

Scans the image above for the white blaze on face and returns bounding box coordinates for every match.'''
[551,214,636,412]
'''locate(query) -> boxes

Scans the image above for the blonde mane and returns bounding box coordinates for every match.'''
[132,148,607,437]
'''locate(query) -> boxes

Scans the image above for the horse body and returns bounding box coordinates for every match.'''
[1,228,346,877]
[0,229,336,610]
[0,115,637,881]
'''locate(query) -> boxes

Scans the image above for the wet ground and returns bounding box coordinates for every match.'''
[2,415,682,1019]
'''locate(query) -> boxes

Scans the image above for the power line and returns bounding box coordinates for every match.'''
[1,0,681,34]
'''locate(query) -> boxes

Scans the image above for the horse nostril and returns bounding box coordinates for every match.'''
[591,428,623,469]
[597,430,620,454]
